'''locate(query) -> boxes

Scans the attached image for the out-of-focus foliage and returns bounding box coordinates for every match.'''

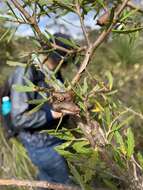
[0,126,37,190]
[1,0,143,190]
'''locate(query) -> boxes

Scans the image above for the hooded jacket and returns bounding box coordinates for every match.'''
[9,65,63,131]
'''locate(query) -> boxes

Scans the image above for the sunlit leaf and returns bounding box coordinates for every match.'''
[92,100,104,113]
[113,27,143,34]
[105,71,113,90]
[78,101,86,111]
[12,84,34,92]
[72,141,91,154]
[55,141,72,150]
[111,116,133,133]
[120,9,139,22]
[0,28,10,41]
[26,103,44,115]
[27,99,47,105]
[56,36,78,48]
[7,61,26,67]
[137,152,143,169]
[54,148,74,158]
[115,131,126,155]
[42,128,75,140]
[126,128,135,159]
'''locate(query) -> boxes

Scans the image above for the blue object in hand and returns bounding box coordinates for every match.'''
[2,96,12,116]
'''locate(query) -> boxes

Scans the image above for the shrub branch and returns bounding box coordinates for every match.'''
[71,0,130,86]
[0,179,80,190]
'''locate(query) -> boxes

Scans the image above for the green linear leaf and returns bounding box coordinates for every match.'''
[113,27,143,34]
[7,60,26,67]
[27,99,47,104]
[72,141,91,154]
[120,9,139,22]
[0,28,10,41]
[137,152,143,169]
[26,103,44,115]
[105,71,113,90]
[115,131,126,155]
[110,116,133,134]
[12,84,34,92]
[127,128,135,159]
[68,163,86,190]
[41,128,75,140]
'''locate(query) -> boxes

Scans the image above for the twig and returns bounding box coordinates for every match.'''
[106,110,129,139]
[78,122,96,148]
[93,0,130,50]
[10,0,83,55]
[75,0,90,46]
[125,107,143,120]
[71,45,93,85]
[131,155,143,171]
[71,0,129,86]
[131,155,138,181]
[10,0,44,41]
[0,179,80,190]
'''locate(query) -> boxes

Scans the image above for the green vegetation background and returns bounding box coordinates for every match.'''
[1,22,143,189]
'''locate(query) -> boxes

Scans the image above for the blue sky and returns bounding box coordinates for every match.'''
[15,0,143,39]
[0,0,97,39]
[0,0,142,39]
[16,11,98,39]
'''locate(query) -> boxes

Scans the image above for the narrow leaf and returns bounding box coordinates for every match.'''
[27,99,47,105]
[127,128,135,159]
[137,152,143,169]
[105,71,113,90]
[26,103,44,115]
[72,141,91,154]
[115,131,126,155]
[68,163,86,190]
[12,84,34,92]
[7,60,26,67]
[113,27,143,34]
[0,29,10,41]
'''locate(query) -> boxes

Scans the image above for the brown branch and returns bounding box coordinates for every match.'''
[93,0,130,49]
[75,1,90,46]
[71,0,129,86]
[78,122,96,148]
[71,45,93,85]
[10,0,44,42]
[0,179,80,190]
[10,0,82,54]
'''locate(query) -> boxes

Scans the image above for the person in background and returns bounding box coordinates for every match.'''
[8,33,74,185]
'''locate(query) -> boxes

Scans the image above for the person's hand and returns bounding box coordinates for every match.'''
[51,110,63,119]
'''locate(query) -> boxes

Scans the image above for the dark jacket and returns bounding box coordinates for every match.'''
[9,66,62,131]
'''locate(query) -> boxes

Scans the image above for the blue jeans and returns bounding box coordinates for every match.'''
[19,131,69,184]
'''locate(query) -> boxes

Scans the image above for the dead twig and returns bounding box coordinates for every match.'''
[0,179,80,190]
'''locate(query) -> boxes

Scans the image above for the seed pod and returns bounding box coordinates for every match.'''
[52,91,74,102]
[52,101,80,115]
[97,11,110,26]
